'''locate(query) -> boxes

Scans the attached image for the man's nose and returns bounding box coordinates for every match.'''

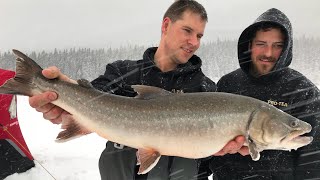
[264,45,273,57]
[188,35,199,47]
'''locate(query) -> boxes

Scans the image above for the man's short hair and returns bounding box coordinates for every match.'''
[163,0,208,22]
[251,22,286,41]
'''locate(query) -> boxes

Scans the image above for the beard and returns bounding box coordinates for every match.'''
[259,64,273,75]
[250,59,276,77]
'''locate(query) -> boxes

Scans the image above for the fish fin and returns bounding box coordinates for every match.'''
[136,148,161,174]
[0,49,44,96]
[55,114,90,142]
[77,79,94,88]
[132,85,172,100]
[248,141,260,161]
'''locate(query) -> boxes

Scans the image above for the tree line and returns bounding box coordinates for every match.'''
[1,37,319,85]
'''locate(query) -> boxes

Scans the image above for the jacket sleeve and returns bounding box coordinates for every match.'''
[294,85,320,179]
[91,60,138,97]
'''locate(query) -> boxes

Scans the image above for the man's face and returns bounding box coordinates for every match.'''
[250,28,285,76]
[162,10,206,65]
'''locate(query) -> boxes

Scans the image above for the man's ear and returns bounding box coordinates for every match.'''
[161,17,170,34]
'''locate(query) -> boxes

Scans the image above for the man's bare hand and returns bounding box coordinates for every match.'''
[29,66,76,124]
[213,135,249,156]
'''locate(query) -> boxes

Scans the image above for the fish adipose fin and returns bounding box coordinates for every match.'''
[77,79,94,89]
[0,49,44,96]
[132,85,172,100]
[136,148,161,174]
[55,114,90,142]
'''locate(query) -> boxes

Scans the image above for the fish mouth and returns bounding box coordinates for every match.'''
[281,129,313,145]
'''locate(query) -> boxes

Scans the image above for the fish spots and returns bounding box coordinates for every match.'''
[203,118,213,129]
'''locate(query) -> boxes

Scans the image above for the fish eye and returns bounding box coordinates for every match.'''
[290,120,298,128]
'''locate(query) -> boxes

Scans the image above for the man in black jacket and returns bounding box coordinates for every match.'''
[207,8,320,179]
[27,1,248,180]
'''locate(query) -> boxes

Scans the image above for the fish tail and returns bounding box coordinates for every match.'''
[0,49,43,96]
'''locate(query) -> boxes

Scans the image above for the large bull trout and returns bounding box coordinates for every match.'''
[0,49,313,174]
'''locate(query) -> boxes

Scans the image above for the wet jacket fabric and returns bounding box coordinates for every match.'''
[208,8,320,180]
[91,47,216,180]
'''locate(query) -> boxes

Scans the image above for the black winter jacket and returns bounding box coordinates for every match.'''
[91,47,216,180]
[208,8,320,180]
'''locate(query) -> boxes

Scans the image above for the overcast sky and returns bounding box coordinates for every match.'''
[0,0,319,52]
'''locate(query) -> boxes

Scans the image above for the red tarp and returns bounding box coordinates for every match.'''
[0,69,33,160]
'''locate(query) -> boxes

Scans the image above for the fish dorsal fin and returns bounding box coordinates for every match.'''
[77,79,94,88]
[136,148,161,174]
[132,85,172,100]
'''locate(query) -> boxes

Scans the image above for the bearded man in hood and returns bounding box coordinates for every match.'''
[203,8,320,180]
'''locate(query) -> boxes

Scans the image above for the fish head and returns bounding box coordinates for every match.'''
[247,105,313,160]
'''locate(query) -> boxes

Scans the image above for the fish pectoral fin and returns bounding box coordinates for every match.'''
[248,141,260,161]
[136,148,161,174]
[55,114,91,143]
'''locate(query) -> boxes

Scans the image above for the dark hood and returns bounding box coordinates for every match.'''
[238,8,293,78]
[142,47,203,75]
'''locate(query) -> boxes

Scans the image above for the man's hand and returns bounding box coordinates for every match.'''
[213,135,249,156]
[29,66,76,124]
